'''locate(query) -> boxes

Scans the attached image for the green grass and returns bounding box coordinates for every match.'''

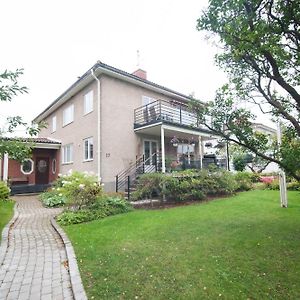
[0,200,14,242]
[64,190,300,299]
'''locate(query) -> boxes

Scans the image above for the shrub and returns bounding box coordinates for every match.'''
[57,195,132,225]
[287,181,300,191]
[133,169,238,202]
[233,154,247,171]
[0,181,10,200]
[264,178,280,190]
[56,210,96,225]
[40,192,66,207]
[132,173,165,200]
[53,171,103,210]
[234,172,253,191]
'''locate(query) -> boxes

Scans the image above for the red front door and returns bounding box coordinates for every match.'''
[35,157,49,184]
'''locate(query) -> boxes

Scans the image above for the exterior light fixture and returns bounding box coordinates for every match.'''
[170,136,180,147]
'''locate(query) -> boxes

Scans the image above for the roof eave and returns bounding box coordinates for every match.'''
[33,63,202,122]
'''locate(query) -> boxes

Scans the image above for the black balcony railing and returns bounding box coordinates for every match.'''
[134,99,204,129]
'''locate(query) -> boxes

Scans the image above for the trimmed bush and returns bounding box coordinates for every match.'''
[133,169,239,202]
[132,173,165,200]
[0,181,10,200]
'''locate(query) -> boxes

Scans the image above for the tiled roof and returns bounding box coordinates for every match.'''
[1,137,61,144]
[94,61,193,100]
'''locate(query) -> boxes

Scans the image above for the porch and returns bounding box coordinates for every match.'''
[0,138,61,194]
[116,120,228,197]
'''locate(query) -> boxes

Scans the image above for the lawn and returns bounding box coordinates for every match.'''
[0,200,14,242]
[64,190,300,299]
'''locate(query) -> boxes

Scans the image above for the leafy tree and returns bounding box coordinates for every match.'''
[233,154,247,172]
[0,69,41,161]
[231,144,271,173]
[193,0,300,180]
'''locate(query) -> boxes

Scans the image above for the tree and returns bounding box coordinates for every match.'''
[193,0,300,180]
[0,69,41,161]
[231,144,271,173]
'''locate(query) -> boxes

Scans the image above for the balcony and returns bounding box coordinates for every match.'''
[134,99,205,131]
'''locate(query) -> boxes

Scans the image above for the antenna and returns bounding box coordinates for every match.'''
[136,50,140,68]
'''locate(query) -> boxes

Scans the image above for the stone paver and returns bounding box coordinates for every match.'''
[0,196,73,300]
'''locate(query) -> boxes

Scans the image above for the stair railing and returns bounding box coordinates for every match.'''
[115,152,161,196]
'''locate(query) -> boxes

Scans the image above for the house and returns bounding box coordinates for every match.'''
[0,61,228,194]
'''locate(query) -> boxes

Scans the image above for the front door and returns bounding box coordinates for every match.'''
[144,140,158,173]
[35,157,49,184]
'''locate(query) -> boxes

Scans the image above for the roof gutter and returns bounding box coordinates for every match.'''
[91,69,101,183]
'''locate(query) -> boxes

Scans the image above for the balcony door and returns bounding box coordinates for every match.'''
[143,140,158,173]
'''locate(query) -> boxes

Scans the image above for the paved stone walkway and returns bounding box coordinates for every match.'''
[0,196,74,300]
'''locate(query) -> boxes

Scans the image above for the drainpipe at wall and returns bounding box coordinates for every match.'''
[91,69,101,183]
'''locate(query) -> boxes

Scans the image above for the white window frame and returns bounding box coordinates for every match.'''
[84,90,94,115]
[62,144,73,164]
[20,159,34,175]
[63,104,74,127]
[83,137,93,161]
[52,116,57,133]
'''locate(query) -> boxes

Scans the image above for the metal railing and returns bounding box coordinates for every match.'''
[134,99,203,128]
[115,152,161,199]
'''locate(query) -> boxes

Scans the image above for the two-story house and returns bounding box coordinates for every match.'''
[1,61,226,194]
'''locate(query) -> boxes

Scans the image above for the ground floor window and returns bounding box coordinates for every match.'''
[177,143,195,164]
[21,159,34,175]
[83,137,93,161]
[62,144,73,164]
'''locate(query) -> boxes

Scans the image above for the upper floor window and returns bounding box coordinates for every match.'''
[63,104,74,126]
[84,91,93,115]
[83,137,93,161]
[62,144,73,164]
[52,116,57,133]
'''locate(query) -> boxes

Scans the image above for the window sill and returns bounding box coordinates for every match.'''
[62,162,73,165]
[83,110,93,116]
[62,121,74,128]
[83,159,93,163]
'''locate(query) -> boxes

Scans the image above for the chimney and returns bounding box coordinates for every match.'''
[132,68,147,80]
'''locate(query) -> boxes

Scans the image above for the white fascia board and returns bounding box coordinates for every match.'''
[33,143,61,149]
[162,124,219,138]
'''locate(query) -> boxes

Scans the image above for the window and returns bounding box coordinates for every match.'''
[63,104,74,126]
[62,144,73,164]
[83,137,93,161]
[52,159,57,174]
[21,159,34,175]
[84,90,93,115]
[52,116,57,132]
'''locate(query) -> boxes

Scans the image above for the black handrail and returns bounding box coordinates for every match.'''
[115,152,161,193]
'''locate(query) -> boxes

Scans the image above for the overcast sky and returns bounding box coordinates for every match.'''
[0,0,271,135]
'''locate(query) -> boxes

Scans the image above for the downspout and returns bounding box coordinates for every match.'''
[91,69,101,182]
